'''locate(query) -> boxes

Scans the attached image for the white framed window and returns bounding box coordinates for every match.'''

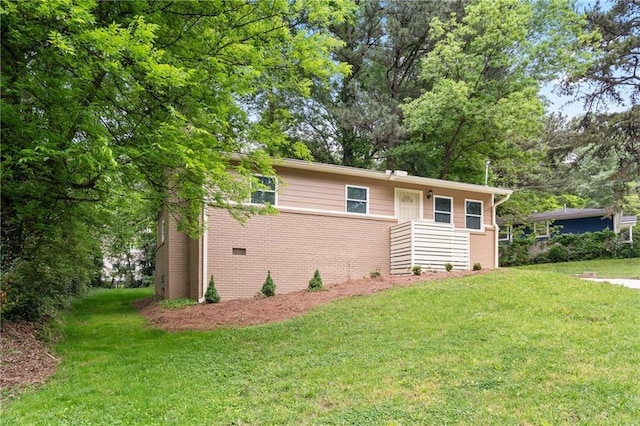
[160,219,166,244]
[534,222,549,239]
[465,199,483,230]
[251,175,277,205]
[498,225,512,242]
[346,185,368,214]
[434,196,453,224]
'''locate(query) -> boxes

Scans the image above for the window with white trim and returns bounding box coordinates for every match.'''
[346,185,368,214]
[434,196,452,224]
[160,219,166,244]
[498,225,512,242]
[534,222,549,239]
[251,175,276,205]
[465,200,483,230]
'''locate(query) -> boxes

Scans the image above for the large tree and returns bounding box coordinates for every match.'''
[558,0,640,205]
[399,0,593,184]
[0,0,350,318]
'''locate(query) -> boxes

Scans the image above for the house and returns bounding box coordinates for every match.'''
[155,158,512,301]
[498,207,637,242]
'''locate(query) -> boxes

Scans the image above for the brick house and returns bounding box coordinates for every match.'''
[155,158,512,301]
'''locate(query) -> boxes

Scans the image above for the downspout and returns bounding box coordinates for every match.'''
[492,192,512,268]
[198,206,208,303]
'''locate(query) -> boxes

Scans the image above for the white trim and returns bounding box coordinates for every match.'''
[534,222,550,239]
[199,206,208,303]
[493,192,512,268]
[160,218,165,244]
[277,205,395,221]
[464,199,484,231]
[498,225,512,242]
[345,184,369,215]
[395,188,423,221]
[250,174,278,206]
[433,195,454,225]
[267,157,512,196]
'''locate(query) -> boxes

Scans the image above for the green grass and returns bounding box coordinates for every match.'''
[516,257,640,279]
[2,270,640,424]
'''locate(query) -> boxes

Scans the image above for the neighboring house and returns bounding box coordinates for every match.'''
[156,158,512,301]
[498,207,637,242]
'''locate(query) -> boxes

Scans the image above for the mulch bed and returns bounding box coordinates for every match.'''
[0,321,60,401]
[135,270,484,331]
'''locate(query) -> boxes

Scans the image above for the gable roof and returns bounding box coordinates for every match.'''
[274,158,513,196]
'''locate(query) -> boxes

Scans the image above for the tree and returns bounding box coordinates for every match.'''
[291,0,468,168]
[0,0,351,319]
[558,0,640,204]
[399,0,593,183]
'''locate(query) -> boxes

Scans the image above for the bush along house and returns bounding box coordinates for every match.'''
[156,158,513,301]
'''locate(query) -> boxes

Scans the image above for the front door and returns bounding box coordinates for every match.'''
[396,189,423,222]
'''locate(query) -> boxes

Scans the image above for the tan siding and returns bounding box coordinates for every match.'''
[206,209,395,301]
[166,215,191,299]
[470,229,496,269]
[276,167,396,216]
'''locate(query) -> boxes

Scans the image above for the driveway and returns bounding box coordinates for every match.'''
[583,278,640,290]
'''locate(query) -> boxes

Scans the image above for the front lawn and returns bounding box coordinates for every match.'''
[2,270,639,424]
[517,257,640,279]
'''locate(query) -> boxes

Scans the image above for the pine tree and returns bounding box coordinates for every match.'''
[205,275,221,303]
[261,271,276,297]
[308,269,323,291]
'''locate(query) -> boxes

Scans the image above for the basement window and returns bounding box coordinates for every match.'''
[232,248,247,256]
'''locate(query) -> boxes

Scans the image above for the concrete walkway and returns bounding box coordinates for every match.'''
[583,278,640,290]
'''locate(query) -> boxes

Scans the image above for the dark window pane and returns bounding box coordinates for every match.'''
[347,200,367,214]
[347,186,367,201]
[435,197,451,212]
[435,212,451,223]
[466,201,482,216]
[466,216,481,229]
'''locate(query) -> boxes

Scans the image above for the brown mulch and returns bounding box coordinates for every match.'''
[136,270,484,331]
[0,321,60,401]
[0,270,483,399]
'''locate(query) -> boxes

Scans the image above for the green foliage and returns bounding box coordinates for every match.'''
[445,263,453,272]
[500,230,639,266]
[411,265,422,276]
[400,0,591,182]
[4,274,640,424]
[158,298,197,310]
[205,276,221,304]
[473,262,483,271]
[1,0,350,320]
[308,269,323,292]
[370,269,381,278]
[261,271,276,297]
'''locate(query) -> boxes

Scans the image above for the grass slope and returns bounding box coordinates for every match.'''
[517,258,640,279]
[2,270,640,425]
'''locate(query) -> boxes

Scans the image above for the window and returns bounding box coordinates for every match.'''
[434,196,452,224]
[346,185,368,214]
[534,222,549,239]
[465,200,483,230]
[251,176,276,205]
[498,225,512,242]
[160,219,165,244]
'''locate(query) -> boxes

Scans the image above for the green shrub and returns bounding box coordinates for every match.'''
[370,269,381,278]
[261,271,276,297]
[473,262,482,271]
[445,263,453,272]
[412,265,422,276]
[205,275,221,303]
[308,269,323,291]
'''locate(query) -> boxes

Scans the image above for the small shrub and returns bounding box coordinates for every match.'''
[308,269,323,291]
[205,275,221,303]
[261,270,276,297]
[412,265,422,276]
[370,269,381,278]
[445,263,453,272]
[473,262,482,271]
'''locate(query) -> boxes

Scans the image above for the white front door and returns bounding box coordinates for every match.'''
[396,189,423,222]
